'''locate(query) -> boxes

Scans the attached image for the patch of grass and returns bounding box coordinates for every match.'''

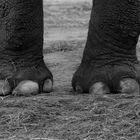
[0,94,139,139]
[43,40,86,54]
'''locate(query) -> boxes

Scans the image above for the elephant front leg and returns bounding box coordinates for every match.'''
[0,0,53,96]
[72,0,140,94]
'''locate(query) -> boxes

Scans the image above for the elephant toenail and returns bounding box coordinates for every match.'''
[0,80,11,96]
[89,82,110,95]
[75,84,83,93]
[12,80,39,96]
[43,79,53,93]
[120,78,139,94]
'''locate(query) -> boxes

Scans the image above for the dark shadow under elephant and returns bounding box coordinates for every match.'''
[0,0,140,96]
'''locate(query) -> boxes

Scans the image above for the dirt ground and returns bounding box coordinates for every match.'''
[0,0,140,140]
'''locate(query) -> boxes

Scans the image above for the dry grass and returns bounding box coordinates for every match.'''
[0,94,140,140]
[43,40,86,54]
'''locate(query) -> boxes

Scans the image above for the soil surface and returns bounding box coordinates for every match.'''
[1,0,140,140]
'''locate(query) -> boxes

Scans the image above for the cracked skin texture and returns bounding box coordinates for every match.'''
[72,0,140,94]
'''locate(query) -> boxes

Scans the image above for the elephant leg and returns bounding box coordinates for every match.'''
[0,0,53,96]
[72,0,140,94]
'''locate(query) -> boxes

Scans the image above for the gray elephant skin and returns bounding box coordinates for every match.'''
[0,0,140,96]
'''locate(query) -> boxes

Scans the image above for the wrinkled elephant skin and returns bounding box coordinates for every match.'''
[0,0,140,96]
[0,0,53,96]
[72,0,140,94]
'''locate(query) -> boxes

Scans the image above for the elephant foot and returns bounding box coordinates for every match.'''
[72,63,140,94]
[0,64,53,96]
[13,79,53,96]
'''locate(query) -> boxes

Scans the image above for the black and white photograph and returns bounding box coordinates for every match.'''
[0,0,140,139]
